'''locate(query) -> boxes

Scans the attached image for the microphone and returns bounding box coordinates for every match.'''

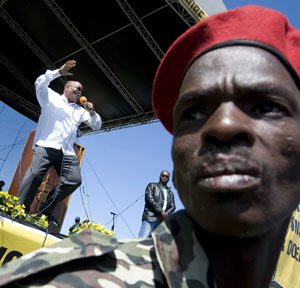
[79,96,88,104]
[79,96,94,115]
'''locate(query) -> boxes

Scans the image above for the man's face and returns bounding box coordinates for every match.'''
[160,171,170,185]
[172,46,300,237]
[65,81,83,103]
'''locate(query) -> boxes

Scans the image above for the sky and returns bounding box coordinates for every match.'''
[1,0,300,239]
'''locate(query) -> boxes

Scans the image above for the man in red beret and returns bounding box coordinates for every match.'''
[0,5,299,287]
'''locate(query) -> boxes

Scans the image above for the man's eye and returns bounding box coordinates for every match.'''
[252,100,287,117]
[181,108,205,121]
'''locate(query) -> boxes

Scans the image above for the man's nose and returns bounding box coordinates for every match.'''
[201,102,255,146]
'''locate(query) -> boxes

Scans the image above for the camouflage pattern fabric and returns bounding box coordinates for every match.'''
[0,210,286,287]
[153,211,288,288]
[152,210,212,288]
[0,229,166,287]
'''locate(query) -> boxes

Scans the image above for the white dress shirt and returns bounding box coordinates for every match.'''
[34,69,102,155]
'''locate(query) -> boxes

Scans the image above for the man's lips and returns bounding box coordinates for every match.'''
[199,166,259,178]
[198,174,261,192]
[194,157,262,192]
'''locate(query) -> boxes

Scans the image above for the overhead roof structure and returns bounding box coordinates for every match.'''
[0,0,226,135]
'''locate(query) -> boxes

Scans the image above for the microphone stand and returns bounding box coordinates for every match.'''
[110,212,117,231]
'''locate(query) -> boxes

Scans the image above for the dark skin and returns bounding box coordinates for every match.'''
[172,46,300,287]
[59,60,95,115]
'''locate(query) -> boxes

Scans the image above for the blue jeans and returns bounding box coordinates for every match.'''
[138,220,161,238]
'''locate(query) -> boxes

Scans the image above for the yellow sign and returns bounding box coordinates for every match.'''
[0,215,61,266]
[274,206,300,287]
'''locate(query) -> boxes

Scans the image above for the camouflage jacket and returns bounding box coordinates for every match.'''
[0,210,286,287]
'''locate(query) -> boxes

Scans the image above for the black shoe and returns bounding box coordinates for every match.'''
[48,215,60,227]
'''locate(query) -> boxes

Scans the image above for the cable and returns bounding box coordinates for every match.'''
[79,185,90,220]
[85,157,136,238]
[86,187,92,219]
[0,142,24,149]
[0,119,29,174]
[41,228,49,247]
[105,193,144,226]
[0,103,6,118]
[79,155,93,219]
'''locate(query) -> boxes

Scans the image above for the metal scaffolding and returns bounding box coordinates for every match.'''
[0,0,214,135]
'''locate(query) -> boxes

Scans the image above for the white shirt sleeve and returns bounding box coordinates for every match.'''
[35,69,61,107]
[83,112,102,130]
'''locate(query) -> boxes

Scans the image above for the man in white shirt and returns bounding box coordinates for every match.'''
[18,60,102,227]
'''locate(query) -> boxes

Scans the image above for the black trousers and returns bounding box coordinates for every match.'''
[18,146,82,216]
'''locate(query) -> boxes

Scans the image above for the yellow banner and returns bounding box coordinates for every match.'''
[0,215,61,266]
[274,206,300,287]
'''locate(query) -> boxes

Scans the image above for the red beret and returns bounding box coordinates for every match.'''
[152,5,300,134]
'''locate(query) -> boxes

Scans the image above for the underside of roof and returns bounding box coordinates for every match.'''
[0,0,225,135]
